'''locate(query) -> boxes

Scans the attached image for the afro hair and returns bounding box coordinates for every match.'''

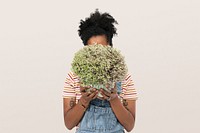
[78,9,118,46]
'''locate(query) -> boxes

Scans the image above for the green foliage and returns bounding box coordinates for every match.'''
[71,44,128,90]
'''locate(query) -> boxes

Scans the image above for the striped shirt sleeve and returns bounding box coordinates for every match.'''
[121,73,138,100]
[62,71,76,98]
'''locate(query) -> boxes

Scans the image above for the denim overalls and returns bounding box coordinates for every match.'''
[76,82,125,133]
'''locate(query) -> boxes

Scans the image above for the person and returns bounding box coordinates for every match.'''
[63,9,138,133]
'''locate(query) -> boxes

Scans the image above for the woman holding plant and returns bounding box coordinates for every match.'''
[63,9,138,133]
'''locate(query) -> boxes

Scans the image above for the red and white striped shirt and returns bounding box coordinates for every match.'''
[63,71,138,103]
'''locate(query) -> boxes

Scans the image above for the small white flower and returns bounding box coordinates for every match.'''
[71,44,128,91]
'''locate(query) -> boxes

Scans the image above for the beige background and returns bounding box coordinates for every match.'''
[0,0,200,133]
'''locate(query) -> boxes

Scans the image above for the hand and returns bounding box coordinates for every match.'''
[100,83,118,101]
[79,86,98,108]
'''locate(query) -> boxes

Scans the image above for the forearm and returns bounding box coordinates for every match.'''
[110,98,135,132]
[64,103,86,130]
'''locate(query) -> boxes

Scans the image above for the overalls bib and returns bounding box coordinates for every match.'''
[76,82,125,133]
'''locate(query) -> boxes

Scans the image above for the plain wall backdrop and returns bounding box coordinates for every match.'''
[0,0,200,133]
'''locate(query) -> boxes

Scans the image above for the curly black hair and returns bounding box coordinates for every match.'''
[78,9,118,46]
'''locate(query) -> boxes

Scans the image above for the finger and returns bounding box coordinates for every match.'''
[100,91,109,100]
[80,85,91,92]
[80,86,87,94]
[90,88,97,93]
[92,93,99,99]
[104,88,111,93]
[111,87,117,94]
[100,89,111,97]
[114,82,117,88]
[82,91,90,98]
[81,92,92,102]
[105,83,110,89]
[88,91,98,100]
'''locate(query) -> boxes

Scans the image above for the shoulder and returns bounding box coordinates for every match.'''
[67,71,80,82]
[122,73,134,85]
[121,73,138,100]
